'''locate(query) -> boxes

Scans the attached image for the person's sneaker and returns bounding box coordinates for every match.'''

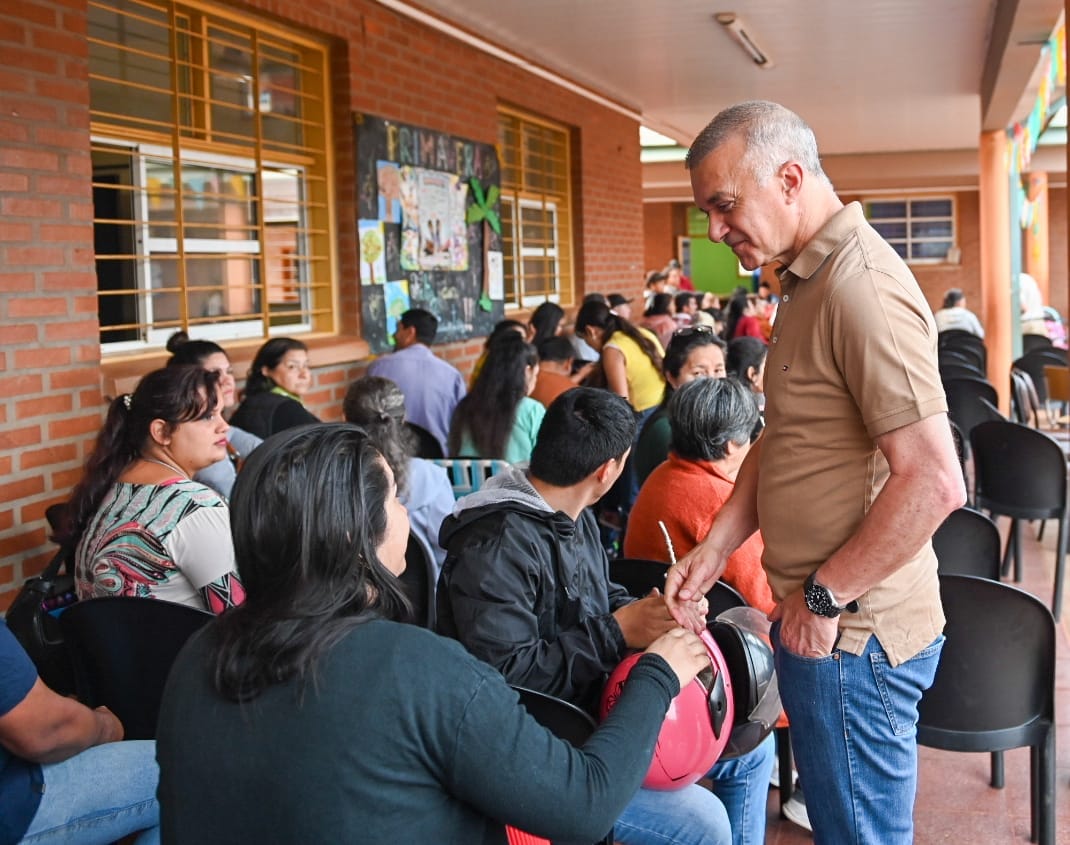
[781,787,813,833]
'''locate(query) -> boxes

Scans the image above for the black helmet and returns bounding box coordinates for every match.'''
[706,606,781,759]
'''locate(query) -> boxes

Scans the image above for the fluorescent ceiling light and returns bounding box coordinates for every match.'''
[715,13,774,69]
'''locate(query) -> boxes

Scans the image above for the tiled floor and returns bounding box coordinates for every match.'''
[762,498,1070,844]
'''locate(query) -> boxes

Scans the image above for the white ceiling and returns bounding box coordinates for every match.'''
[385,0,1064,157]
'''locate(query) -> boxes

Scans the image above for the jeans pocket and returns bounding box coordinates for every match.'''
[870,635,945,736]
[771,623,839,664]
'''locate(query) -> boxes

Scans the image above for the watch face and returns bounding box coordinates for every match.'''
[804,580,840,618]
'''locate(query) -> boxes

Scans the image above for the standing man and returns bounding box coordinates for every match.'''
[665,101,965,844]
[367,308,466,453]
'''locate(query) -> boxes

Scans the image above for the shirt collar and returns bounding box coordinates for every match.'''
[780,201,865,282]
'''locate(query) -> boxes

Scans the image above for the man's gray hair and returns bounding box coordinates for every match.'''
[668,377,759,462]
[685,100,831,188]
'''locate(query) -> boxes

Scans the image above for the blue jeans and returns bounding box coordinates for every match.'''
[615,734,774,845]
[21,740,160,845]
[773,627,944,845]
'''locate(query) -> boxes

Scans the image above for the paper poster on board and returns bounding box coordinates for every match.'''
[400,168,469,272]
[359,220,387,285]
[486,250,504,301]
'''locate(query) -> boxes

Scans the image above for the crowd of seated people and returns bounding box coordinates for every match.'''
[13,285,795,843]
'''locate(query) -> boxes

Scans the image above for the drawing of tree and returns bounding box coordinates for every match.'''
[361,228,384,284]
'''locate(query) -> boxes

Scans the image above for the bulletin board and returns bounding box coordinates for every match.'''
[355,113,504,353]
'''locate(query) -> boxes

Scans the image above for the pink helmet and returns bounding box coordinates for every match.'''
[599,629,734,790]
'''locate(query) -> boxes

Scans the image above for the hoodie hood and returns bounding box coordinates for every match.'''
[440,465,570,550]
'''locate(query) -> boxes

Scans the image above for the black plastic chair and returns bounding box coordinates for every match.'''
[59,596,212,740]
[509,686,610,845]
[944,376,1000,445]
[918,575,1055,845]
[932,507,1001,580]
[405,422,444,459]
[970,420,1068,619]
[1013,348,1068,408]
[400,531,436,629]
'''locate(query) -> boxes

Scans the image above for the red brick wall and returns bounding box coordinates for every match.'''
[1,1,98,600]
[0,0,644,608]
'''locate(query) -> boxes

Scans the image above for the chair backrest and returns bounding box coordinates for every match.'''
[1043,364,1070,404]
[919,574,1054,737]
[432,457,511,499]
[931,508,1001,579]
[1022,332,1054,354]
[609,557,666,597]
[938,347,985,375]
[969,420,1068,519]
[399,531,436,629]
[937,344,984,374]
[59,596,212,740]
[943,377,1000,440]
[513,685,597,747]
[406,422,444,459]
[1013,349,1069,405]
[940,361,984,383]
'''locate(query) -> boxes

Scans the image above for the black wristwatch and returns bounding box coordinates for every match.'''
[803,572,859,618]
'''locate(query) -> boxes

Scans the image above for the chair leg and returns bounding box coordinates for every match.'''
[1036,519,1046,542]
[1037,729,1056,845]
[776,726,794,808]
[1052,514,1068,621]
[1013,519,1024,582]
[1001,518,1015,578]
[990,750,1004,788]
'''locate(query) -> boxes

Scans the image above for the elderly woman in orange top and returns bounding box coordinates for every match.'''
[623,376,773,612]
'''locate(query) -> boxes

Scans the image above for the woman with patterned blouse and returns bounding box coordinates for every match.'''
[60,366,245,615]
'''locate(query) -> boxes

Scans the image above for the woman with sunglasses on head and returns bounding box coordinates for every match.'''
[633,326,727,487]
[165,332,262,500]
[60,366,245,615]
[229,338,319,440]
[156,423,710,844]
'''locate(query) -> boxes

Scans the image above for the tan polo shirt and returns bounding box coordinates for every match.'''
[760,202,947,666]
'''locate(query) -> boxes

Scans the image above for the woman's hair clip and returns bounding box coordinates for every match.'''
[122,393,133,410]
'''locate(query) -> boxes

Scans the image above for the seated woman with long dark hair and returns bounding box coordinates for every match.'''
[449,332,544,463]
[228,338,319,439]
[166,332,262,500]
[63,367,245,614]
[156,423,708,844]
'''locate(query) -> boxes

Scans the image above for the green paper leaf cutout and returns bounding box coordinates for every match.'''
[471,177,486,207]
[478,292,493,311]
[468,176,501,235]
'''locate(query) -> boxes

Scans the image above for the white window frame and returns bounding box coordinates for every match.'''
[506,196,562,308]
[863,196,956,265]
[95,137,311,353]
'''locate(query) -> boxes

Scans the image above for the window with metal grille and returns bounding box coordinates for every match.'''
[864,197,956,264]
[497,108,575,309]
[88,0,334,352]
